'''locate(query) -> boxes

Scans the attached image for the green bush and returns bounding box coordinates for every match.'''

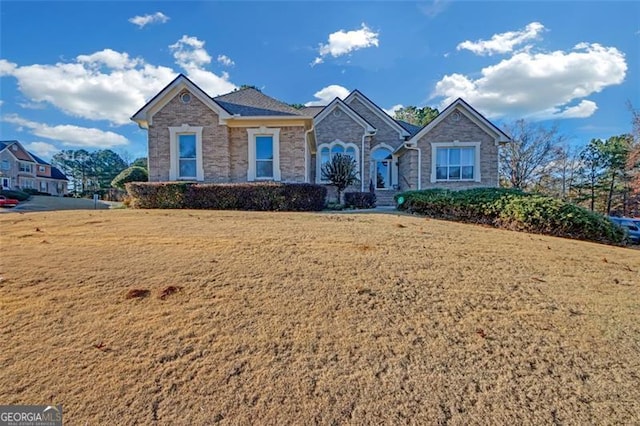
[396,188,625,245]
[126,182,327,211]
[344,192,376,209]
[1,189,30,201]
[21,188,51,196]
[111,166,148,190]
[125,182,189,209]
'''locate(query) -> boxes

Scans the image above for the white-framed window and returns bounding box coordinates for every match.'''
[317,140,359,183]
[169,125,204,181]
[247,127,280,181]
[19,162,33,173]
[371,146,393,189]
[38,165,46,173]
[21,178,34,189]
[430,142,481,183]
[1,160,9,171]
[40,181,47,192]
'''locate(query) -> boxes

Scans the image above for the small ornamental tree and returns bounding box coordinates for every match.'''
[321,153,360,203]
[111,166,149,190]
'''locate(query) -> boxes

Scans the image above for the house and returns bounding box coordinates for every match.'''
[0,140,69,196]
[131,74,510,205]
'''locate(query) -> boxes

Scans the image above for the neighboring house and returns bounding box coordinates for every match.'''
[132,74,510,205]
[0,140,69,196]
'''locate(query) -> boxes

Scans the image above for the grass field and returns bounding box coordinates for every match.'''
[1,209,639,425]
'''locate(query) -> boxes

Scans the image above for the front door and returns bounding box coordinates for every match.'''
[371,147,393,189]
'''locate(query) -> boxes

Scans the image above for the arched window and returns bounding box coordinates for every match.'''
[371,146,393,189]
[317,140,360,183]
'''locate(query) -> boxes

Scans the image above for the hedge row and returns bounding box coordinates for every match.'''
[1,189,30,201]
[126,182,327,211]
[344,191,376,209]
[396,188,625,245]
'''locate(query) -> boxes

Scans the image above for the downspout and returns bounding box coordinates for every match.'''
[304,125,314,183]
[404,144,421,190]
[362,130,377,192]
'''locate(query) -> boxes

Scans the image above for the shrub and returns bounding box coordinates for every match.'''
[396,188,625,245]
[126,182,327,211]
[344,192,376,209]
[126,182,189,209]
[21,188,51,196]
[321,154,360,203]
[111,166,149,190]
[1,189,31,201]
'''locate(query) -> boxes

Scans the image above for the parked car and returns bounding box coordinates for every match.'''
[0,195,20,208]
[609,217,640,244]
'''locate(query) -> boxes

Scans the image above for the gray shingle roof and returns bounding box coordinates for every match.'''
[213,88,302,117]
[396,120,423,137]
[299,106,325,117]
[50,167,68,181]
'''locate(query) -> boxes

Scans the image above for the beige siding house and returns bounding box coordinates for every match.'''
[0,140,68,196]
[132,74,510,205]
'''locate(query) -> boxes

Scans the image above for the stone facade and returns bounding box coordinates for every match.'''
[414,108,499,190]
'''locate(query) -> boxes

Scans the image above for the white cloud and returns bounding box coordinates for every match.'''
[217,55,235,67]
[534,100,598,120]
[77,49,142,69]
[3,114,129,148]
[305,85,350,106]
[433,43,627,120]
[169,36,236,95]
[170,35,212,69]
[0,36,237,125]
[128,12,169,28]
[313,23,379,66]
[383,104,403,117]
[457,22,545,56]
[24,141,59,159]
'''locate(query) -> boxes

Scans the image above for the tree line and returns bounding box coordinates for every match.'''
[51,149,146,196]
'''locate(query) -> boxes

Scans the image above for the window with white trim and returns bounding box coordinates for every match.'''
[317,140,359,183]
[247,128,280,181]
[430,142,481,183]
[39,165,46,173]
[1,160,9,171]
[19,162,33,173]
[178,134,197,178]
[40,181,47,192]
[169,125,204,181]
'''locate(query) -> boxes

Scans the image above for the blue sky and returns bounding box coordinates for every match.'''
[1,1,638,161]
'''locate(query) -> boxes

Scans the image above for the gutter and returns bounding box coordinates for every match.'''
[304,125,315,183]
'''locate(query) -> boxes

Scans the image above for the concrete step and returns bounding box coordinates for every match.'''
[375,191,399,206]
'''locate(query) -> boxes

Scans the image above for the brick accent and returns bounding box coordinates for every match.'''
[414,109,499,189]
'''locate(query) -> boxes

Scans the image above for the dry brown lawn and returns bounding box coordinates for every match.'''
[1,209,639,425]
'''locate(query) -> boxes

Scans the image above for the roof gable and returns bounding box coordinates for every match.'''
[408,98,511,145]
[313,98,376,133]
[0,140,36,162]
[214,88,302,117]
[344,90,410,138]
[131,74,231,129]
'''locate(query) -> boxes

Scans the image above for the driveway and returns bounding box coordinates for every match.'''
[1,195,121,212]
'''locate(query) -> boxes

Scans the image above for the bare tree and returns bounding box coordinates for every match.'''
[500,119,565,190]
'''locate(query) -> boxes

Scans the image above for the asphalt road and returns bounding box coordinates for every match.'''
[0,195,122,212]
